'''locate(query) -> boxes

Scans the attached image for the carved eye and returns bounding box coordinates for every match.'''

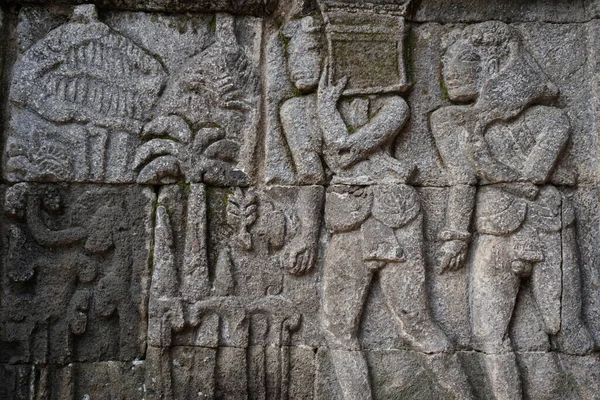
[459,52,480,63]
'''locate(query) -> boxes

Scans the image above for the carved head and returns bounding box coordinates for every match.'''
[442,22,513,102]
[443,21,558,123]
[42,187,63,214]
[282,17,324,93]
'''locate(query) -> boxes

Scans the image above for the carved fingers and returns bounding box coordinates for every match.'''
[285,242,316,276]
[439,239,468,274]
[317,59,348,109]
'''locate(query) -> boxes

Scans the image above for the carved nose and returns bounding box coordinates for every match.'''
[544,81,559,98]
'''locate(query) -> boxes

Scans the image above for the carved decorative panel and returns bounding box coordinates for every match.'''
[1,1,600,399]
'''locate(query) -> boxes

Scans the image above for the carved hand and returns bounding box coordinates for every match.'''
[510,260,533,277]
[283,237,317,276]
[439,239,468,273]
[168,301,186,333]
[317,61,348,111]
[462,121,521,182]
[501,182,539,200]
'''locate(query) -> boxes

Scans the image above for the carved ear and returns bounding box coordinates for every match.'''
[487,58,499,75]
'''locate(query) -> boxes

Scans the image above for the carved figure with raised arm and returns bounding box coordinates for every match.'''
[280,16,475,400]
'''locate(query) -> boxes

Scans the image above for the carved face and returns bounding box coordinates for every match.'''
[442,41,482,102]
[287,30,322,93]
[42,187,63,213]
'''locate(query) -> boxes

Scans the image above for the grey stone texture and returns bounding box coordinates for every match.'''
[1,1,600,399]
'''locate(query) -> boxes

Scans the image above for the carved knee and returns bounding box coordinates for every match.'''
[321,318,361,351]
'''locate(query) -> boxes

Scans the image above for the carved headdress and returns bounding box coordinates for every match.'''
[461,21,558,126]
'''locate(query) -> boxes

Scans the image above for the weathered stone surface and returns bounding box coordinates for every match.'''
[0,0,279,15]
[0,184,154,364]
[0,361,146,399]
[412,0,595,23]
[1,1,599,399]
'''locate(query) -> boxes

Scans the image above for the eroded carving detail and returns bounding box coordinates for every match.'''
[1,1,599,398]
[134,13,261,186]
[144,184,305,399]
[0,184,152,373]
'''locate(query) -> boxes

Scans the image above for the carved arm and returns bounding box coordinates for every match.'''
[26,194,87,247]
[318,95,409,170]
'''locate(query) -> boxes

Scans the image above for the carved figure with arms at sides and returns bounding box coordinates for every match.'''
[280,16,475,400]
[431,21,596,400]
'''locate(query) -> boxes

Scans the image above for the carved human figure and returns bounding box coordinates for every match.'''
[1,184,145,367]
[2,185,89,365]
[431,21,596,399]
[281,16,474,400]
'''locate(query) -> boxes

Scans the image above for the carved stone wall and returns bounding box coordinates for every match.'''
[1,1,600,399]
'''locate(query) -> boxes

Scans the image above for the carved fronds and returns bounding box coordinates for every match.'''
[184,14,258,113]
[6,141,73,181]
[211,49,259,111]
[134,115,191,183]
[32,144,71,180]
[226,188,258,229]
[141,115,192,143]
[226,188,258,251]
[11,4,167,127]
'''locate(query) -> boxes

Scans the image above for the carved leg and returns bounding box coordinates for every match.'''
[381,215,474,399]
[322,230,373,400]
[481,353,521,400]
[421,353,475,400]
[555,224,595,355]
[380,215,451,353]
[470,234,521,400]
[531,230,561,336]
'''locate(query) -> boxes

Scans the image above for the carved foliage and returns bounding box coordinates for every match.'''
[6,5,167,183]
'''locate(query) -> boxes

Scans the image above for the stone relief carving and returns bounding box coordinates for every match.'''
[274,7,474,399]
[144,184,313,399]
[5,5,261,186]
[1,1,600,399]
[134,13,261,186]
[6,5,167,183]
[432,21,597,399]
[0,183,153,395]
